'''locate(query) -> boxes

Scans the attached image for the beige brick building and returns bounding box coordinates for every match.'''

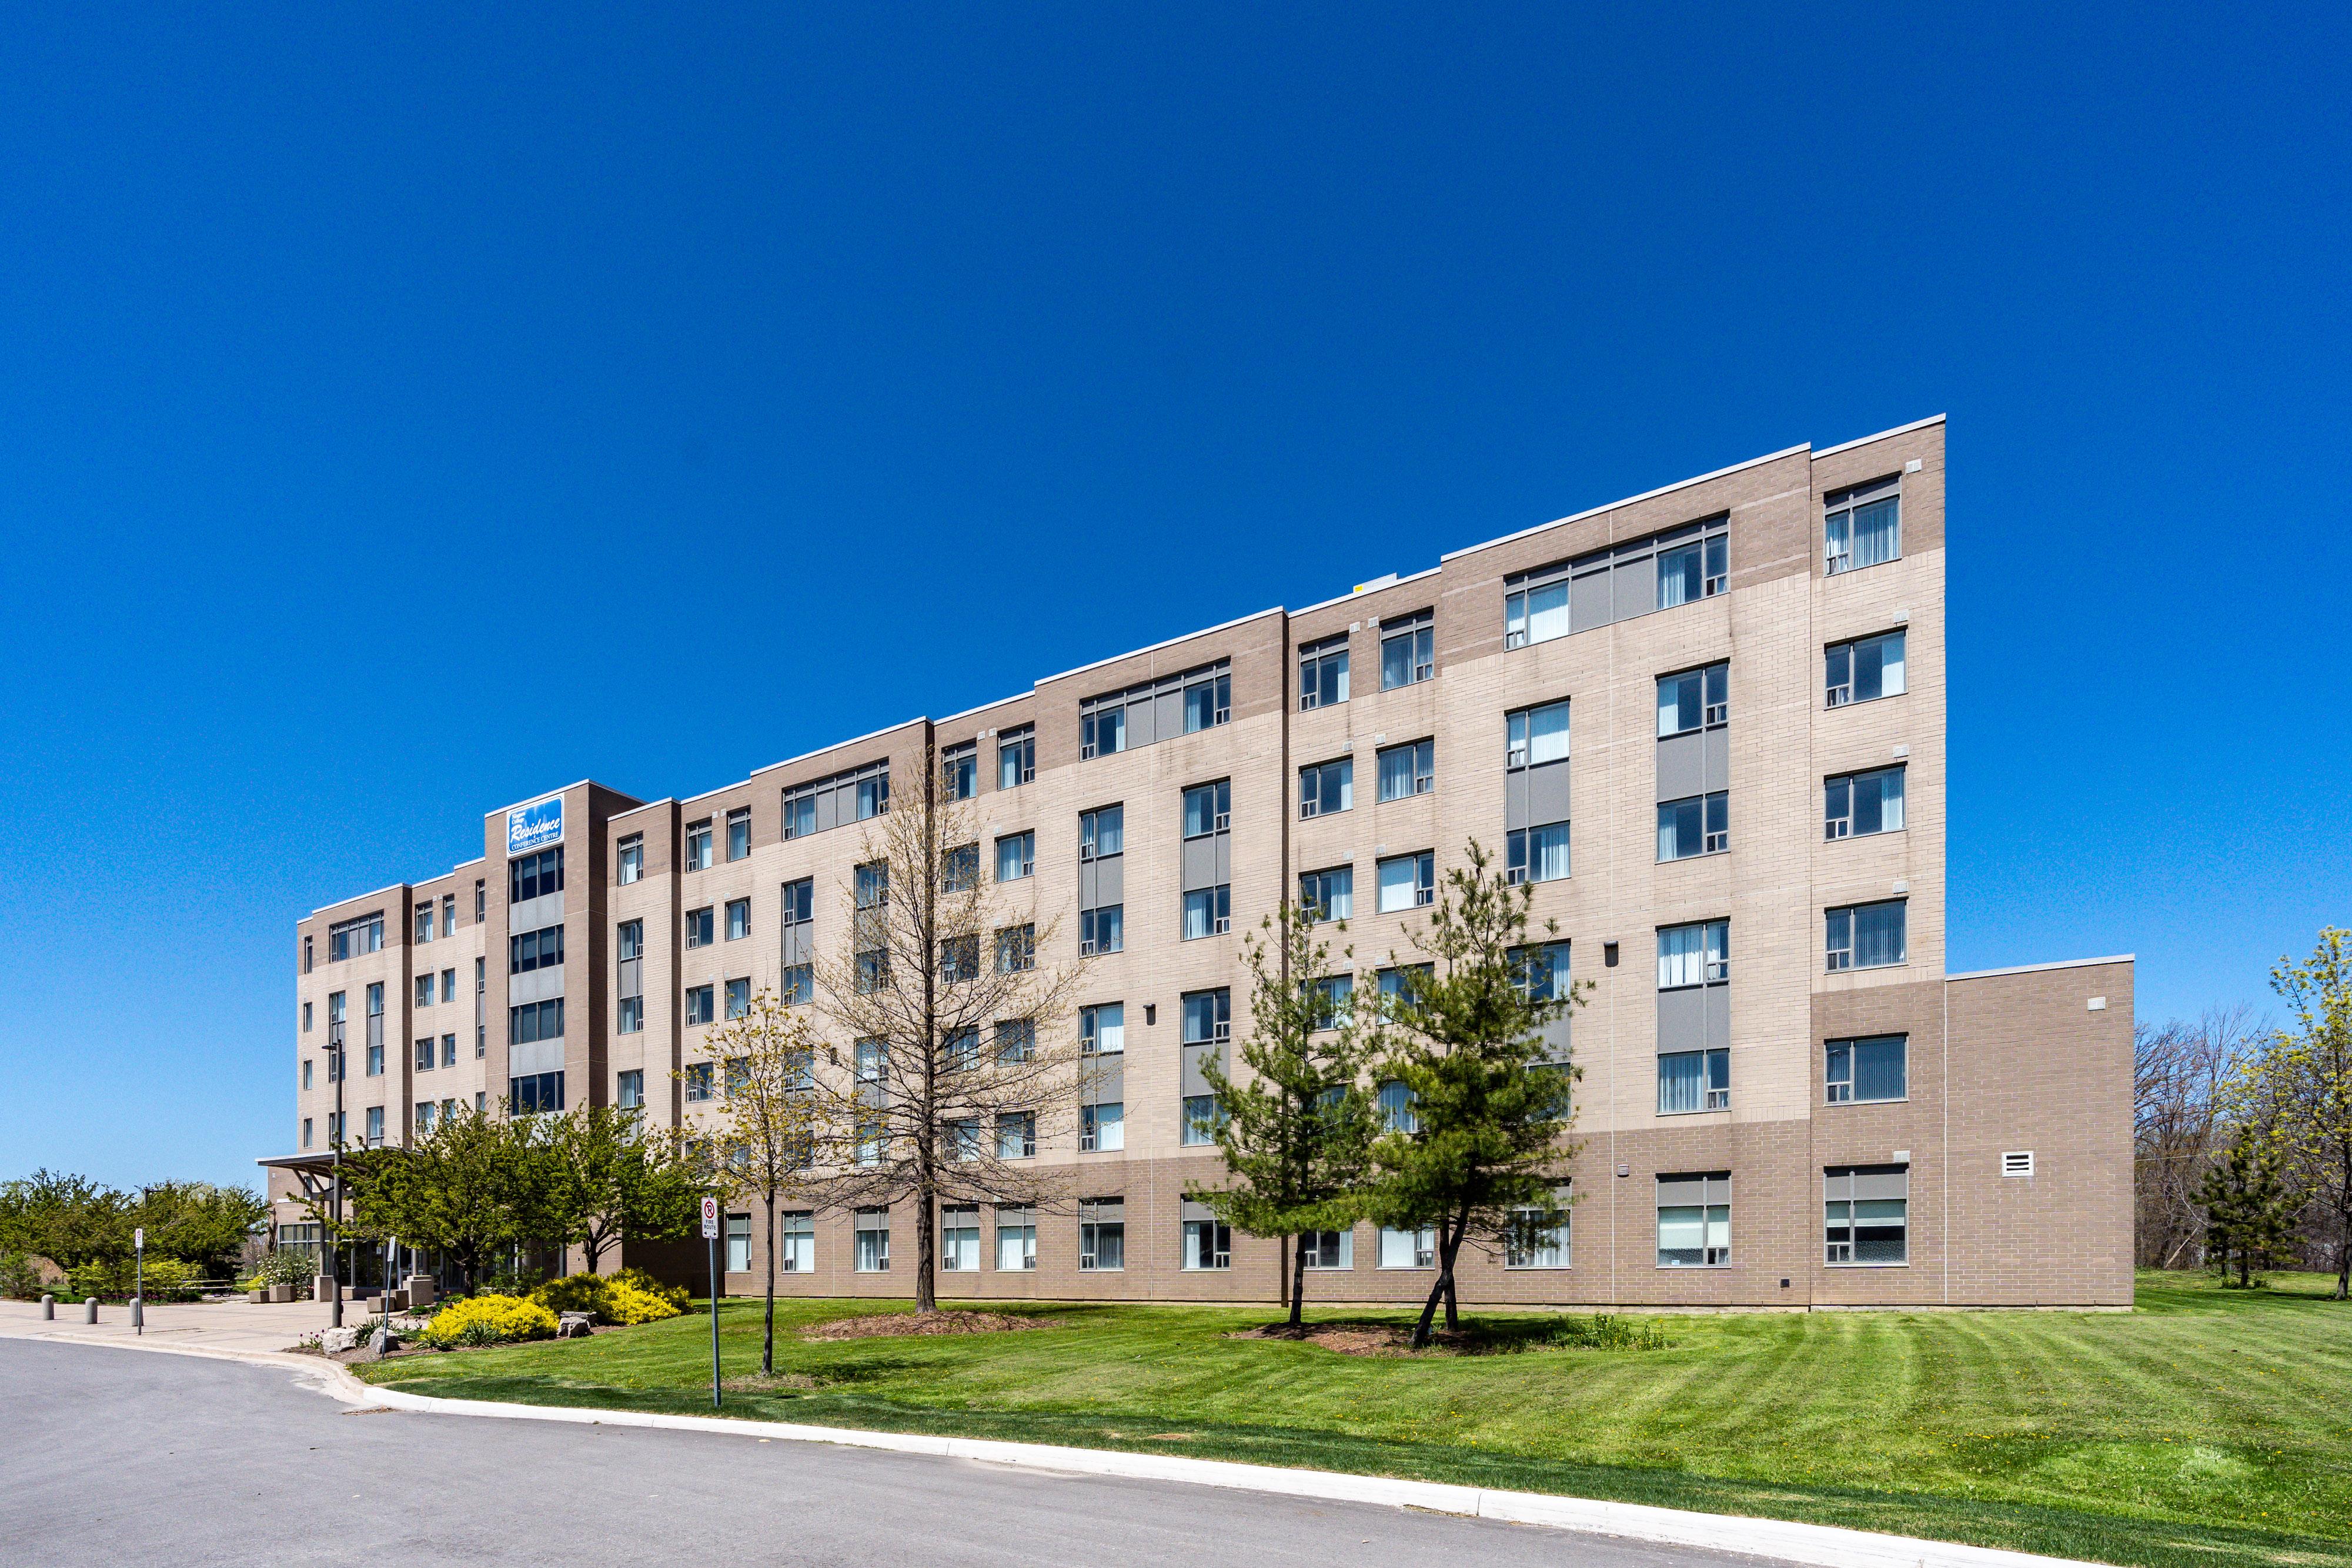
[266,415,2134,1309]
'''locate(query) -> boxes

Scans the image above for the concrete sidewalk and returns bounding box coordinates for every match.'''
[0,1294,336,1355]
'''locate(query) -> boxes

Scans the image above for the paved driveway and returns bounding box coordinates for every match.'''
[2,1337,1782,1567]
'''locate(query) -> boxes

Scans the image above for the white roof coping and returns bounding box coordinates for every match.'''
[609,798,677,823]
[1291,563,1442,618]
[937,690,1033,728]
[744,719,922,785]
[1035,606,1284,690]
[1813,413,1946,459]
[1436,443,1810,566]
[305,881,410,921]
[1946,954,2134,981]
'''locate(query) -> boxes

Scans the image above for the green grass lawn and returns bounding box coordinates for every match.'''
[359,1271,2352,1568]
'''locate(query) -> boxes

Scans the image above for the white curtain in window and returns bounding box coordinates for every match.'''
[1855,902,1907,968]
[1526,700,1571,764]
[1657,924,1703,988]
[1851,498,1899,568]
[1529,823,1571,882]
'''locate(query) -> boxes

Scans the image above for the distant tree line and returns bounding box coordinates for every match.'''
[0,1171,268,1281]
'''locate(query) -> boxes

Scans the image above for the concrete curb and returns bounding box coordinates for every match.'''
[26,1332,2097,1568]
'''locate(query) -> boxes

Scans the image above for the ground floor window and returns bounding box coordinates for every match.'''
[1300,1229,1352,1269]
[1825,1166,1909,1265]
[1657,1172,1730,1266]
[1506,1189,1571,1268]
[1079,1199,1125,1271]
[778,1211,814,1273]
[724,1213,750,1273]
[1377,1225,1434,1269]
[940,1205,981,1270]
[1658,1048,1729,1114]
[854,1208,890,1272]
[1182,1208,1231,1270]
[996,1206,1037,1270]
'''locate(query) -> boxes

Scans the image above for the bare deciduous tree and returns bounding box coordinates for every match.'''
[2134,1007,2261,1268]
[811,753,1085,1313]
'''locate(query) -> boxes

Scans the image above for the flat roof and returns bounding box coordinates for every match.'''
[1946,954,2134,981]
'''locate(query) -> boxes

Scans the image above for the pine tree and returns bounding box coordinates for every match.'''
[2199,1129,2294,1288]
[1191,904,1379,1330]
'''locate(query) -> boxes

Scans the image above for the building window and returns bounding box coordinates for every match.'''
[724,898,750,941]
[1826,900,1907,971]
[302,1117,313,1149]
[938,933,979,984]
[509,998,564,1044]
[1508,516,1730,648]
[1657,793,1729,861]
[1180,987,1228,1147]
[442,969,456,1004]
[940,842,980,896]
[303,1057,313,1089]
[1300,1229,1352,1269]
[1825,1166,1908,1264]
[1658,920,1729,988]
[1824,477,1900,575]
[616,1069,644,1109]
[683,985,714,1027]
[854,1209,891,1272]
[508,1072,564,1116]
[1659,523,1729,605]
[1081,659,1230,758]
[1375,851,1435,913]
[1506,1191,1571,1269]
[303,934,313,974]
[1826,765,1906,840]
[510,924,564,974]
[1658,1048,1730,1114]
[994,924,1035,973]
[1508,822,1571,885]
[1298,634,1349,710]
[1298,756,1353,818]
[1826,630,1907,707]
[1298,865,1353,922]
[1080,1003,1124,1054]
[1659,661,1729,736]
[475,880,486,922]
[365,1106,385,1146]
[474,959,485,1056]
[1377,1077,1418,1132]
[1506,698,1571,769]
[1826,1035,1909,1103]
[1657,1172,1730,1266]
[1306,975,1355,1032]
[1378,1225,1434,1268]
[723,1213,751,1274]
[684,907,713,948]
[365,983,385,1076]
[941,1205,981,1271]
[995,831,1034,882]
[1080,1101,1124,1152]
[509,848,564,904]
[941,742,977,801]
[415,975,434,1009]
[1181,780,1232,940]
[683,819,713,871]
[724,977,750,1019]
[415,902,435,944]
[1378,610,1434,690]
[777,1212,815,1272]
[996,1206,1037,1270]
[1375,738,1434,802]
[993,1017,1035,1066]
[1505,698,1572,885]
[1181,1209,1232,1270]
[1078,1199,1126,1270]
[413,1035,433,1072]
[1078,804,1121,952]
[617,833,643,884]
[781,763,890,838]
[997,726,1035,790]
[327,912,383,962]
[991,1109,1036,1161]
[617,920,644,1034]
[441,1034,456,1068]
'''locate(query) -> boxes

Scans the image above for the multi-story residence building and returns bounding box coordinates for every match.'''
[265,416,2134,1308]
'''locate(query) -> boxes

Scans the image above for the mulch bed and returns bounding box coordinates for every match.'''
[802,1310,1064,1342]
[1227,1321,1482,1356]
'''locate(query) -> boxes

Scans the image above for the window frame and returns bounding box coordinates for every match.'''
[1378,610,1435,690]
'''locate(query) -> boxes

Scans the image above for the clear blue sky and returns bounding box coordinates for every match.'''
[1,6,2344,1192]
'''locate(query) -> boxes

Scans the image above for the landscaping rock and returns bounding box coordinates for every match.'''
[321,1325,363,1355]
[556,1312,595,1338]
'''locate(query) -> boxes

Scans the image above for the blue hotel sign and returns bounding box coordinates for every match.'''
[507,795,564,855]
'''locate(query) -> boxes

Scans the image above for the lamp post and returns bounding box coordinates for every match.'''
[329,1019,345,1330]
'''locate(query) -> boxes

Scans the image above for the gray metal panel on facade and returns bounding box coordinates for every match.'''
[1152,687,1183,743]
[1655,1173,1707,1205]
[1095,854,1123,907]
[1180,1043,1220,1096]
[1125,694,1157,749]
[1536,1013,1572,1062]
[510,891,564,932]
[1180,1198,1217,1222]
[1078,861,1100,910]
[1181,836,1220,892]
[1854,1168,1909,1201]
[1569,564,1612,633]
[1656,730,1706,803]
[617,957,642,998]
[783,925,812,966]
[509,1036,564,1076]
[1081,1057,1125,1105]
[1083,1198,1125,1221]
[1612,553,1656,623]
[509,967,564,1005]
[814,788,838,834]
[1704,727,1730,793]
[1214,831,1231,885]
[833,780,860,826]
[1505,770,1529,832]
[1656,985,1706,1054]
[1526,758,1571,826]
[1703,982,1730,1051]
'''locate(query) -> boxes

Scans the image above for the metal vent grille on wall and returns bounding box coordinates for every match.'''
[2002,1151,2035,1178]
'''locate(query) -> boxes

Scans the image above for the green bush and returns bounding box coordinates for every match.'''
[0,1252,51,1300]
[66,1259,124,1300]
[416,1294,557,1348]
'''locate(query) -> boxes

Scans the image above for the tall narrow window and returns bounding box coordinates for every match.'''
[1181,780,1232,940]
[726,807,750,862]
[726,1213,751,1273]
[940,742,977,801]
[995,831,1034,882]
[617,833,643,884]
[1506,698,1572,885]
[1078,1199,1125,1270]
[1379,610,1434,690]
[1298,635,1349,710]
[1824,477,1900,574]
[1180,989,1230,1146]
[684,819,713,871]
[997,726,1035,789]
[1080,805,1123,955]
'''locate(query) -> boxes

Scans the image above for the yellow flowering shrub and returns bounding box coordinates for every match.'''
[528,1272,683,1326]
[419,1293,558,1348]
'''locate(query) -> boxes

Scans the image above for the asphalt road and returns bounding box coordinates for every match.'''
[2,1337,1781,1567]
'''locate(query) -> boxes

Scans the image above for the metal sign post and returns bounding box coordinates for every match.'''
[701,1195,721,1409]
[132,1227,144,1334]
